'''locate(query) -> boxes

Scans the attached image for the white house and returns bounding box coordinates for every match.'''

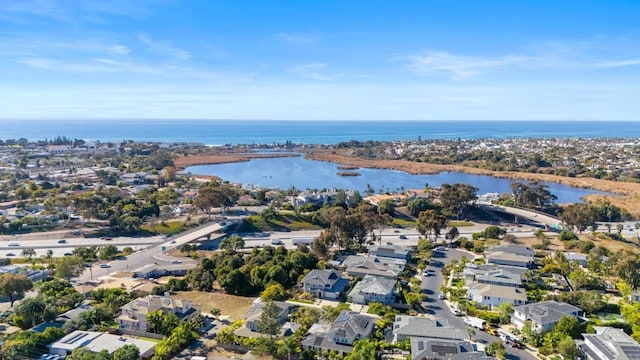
[512,300,581,333]
[347,275,396,305]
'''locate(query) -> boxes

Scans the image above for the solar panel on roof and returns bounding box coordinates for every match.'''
[432,344,459,354]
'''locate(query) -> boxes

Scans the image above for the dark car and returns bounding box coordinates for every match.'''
[58,239,67,244]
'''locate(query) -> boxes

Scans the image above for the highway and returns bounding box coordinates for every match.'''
[76,221,225,282]
[477,201,561,229]
[0,236,164,258]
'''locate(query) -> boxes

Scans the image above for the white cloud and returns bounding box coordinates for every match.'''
[402,51,531,78]
[273,32,318,44]
[290,63,352,82]
[137,34,191,60]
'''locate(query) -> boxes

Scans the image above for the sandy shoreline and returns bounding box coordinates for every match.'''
[175,150,640,216]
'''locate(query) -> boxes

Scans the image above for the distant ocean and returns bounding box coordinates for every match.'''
[1,120,638,144]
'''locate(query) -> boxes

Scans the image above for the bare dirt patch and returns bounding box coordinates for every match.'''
[174,291,256,321]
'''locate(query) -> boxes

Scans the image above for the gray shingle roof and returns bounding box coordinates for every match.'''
[393,315,467,341]
[411,338,496,360]
[514,300,580,326]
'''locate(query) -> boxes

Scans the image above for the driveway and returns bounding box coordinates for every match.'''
[420,248,536,360]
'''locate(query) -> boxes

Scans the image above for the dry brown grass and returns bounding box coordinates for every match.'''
[174,291,256,321]
[174,152,298,170]
[514,234,638,254]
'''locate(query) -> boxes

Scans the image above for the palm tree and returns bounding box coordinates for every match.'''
[617,223,624,236]
[635,222,640,241]
[466,326,476,341]
[21,248,35,261]
[146,310,164,334]
[606,223,612,234]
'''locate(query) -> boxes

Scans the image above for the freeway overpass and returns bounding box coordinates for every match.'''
[477,201,563,230]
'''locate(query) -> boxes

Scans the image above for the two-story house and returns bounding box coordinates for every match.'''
[233,299,296,338]
[393,315,466,343]
[581,327,640,360]
[347,275,396,305]
[512,300,581,333]
[118,294,198,333]
[301,269,350,300]
[302,310,376,355]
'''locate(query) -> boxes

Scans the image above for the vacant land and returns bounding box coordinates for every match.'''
[174,291,256,321]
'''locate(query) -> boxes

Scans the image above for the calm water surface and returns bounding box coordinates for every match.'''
[185,156,611,203]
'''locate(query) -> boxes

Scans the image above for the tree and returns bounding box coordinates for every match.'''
[445,227,459,244]
[636,222,640,241]
[261,283,289,302]
[407,198,431,217]
[377,199,395,216]
[554,315,581,339]
[55,256,85,280]
[98,245,118,260]
[560,203,595,233]
[439,183,478,219]
[495,302,514,324]
[347,339,378,360]
[511,181,557,210]
[146,309,164,334]
[113,344,140,360]
[557,335,580,360]
[466,326,476,340]
[417,209,448,240]
[21,248,36,260]
[259,301,282,338]
[210,307,222,318]
[220,235,244,252]
[617,223,624,235]
[485,341,506,360]
[0,273,33,306]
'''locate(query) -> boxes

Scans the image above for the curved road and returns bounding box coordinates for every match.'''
[422,248,536,360]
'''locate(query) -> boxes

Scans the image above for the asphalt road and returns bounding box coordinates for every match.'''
[420,248,537,360]
[0,236,164,258]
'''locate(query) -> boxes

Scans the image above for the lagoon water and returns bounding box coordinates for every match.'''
[185,155,610,203]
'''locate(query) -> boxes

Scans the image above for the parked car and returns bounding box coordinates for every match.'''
[399,234,407,239]
[6,253,15,257]
[423,269,435,276]
[8,243,19,247]
[450,308,462,316]
[436,246,447,251]
[57,239,67,244]
[100,264,110,268]
[438,293,446,300]
[64,252,73,256]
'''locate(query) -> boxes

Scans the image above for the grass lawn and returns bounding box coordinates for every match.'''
[242,214,322,232]
[392,218,416,227]
[174,291,256,321]
[140,221,189,235]
[449,220,474,227]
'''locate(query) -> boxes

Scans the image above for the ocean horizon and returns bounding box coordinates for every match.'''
[1,120,638,145]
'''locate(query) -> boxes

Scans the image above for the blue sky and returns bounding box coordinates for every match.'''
[1,0,640,120]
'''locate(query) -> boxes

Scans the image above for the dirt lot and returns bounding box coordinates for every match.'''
[174,291,256,321]
[514,234,637,254]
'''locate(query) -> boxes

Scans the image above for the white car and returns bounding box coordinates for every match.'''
[8,243,19,247]
[171,259,182,264]
[423,269,435,276]
[435,246,447,251]
[450,307,462,316]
